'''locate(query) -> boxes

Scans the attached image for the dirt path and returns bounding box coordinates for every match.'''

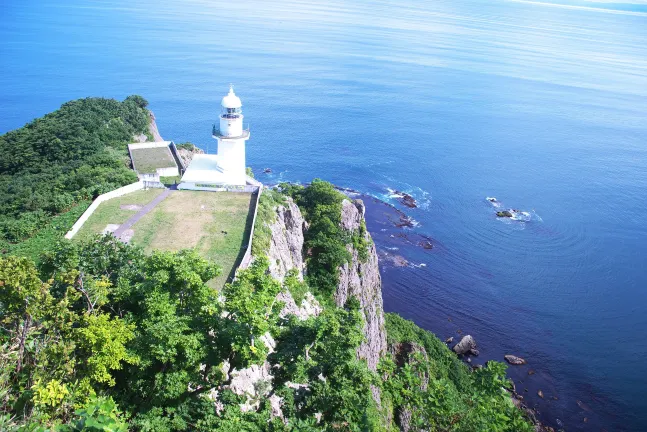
[113,188,173,241]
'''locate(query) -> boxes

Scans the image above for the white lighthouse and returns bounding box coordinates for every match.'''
[178,86,251,190]
[212,85,250,185]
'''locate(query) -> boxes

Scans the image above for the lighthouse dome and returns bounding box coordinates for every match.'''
[221,86,242,109]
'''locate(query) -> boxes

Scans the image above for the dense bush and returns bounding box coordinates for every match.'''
[282,180,352,298]
[381,314,533,431]
[0,96,150,255]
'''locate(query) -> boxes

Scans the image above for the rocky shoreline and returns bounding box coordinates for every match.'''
[348,189,562,432]
[262,180,558,430]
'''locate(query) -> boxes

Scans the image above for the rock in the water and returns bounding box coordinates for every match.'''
[452,335,477,355]
[263,168,272,173]
[538,390,544,399]
[504,354,527,365]
[444,337,453,344]
[394,191,417,208]
[497,210,513,218]
[528,369,535,375]
[419,240,433,250]
[469,348,480,356]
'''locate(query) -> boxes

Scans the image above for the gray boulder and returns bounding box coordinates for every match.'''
[452,335,477,355]
[504,354,527,365]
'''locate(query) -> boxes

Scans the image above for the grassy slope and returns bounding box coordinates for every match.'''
[74,189,164,242]
[128,191,254,288]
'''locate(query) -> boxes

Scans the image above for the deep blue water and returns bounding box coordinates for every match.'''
[2,0,646,429]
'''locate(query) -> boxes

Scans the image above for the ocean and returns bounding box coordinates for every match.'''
[1,0,646,429]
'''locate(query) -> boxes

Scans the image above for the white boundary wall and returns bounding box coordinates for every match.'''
[128,141,172,150]
[64,181,145,239]
[238,185,263,270]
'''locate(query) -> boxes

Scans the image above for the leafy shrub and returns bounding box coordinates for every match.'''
[382,313,533,431]
[285,179,351,298]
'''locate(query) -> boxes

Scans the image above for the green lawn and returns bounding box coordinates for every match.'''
[73,189,254,288]
[130,147,176,173]
[75,189,164,242]
[129,191,254,288]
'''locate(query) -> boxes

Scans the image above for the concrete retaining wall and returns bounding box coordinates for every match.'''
[169,142,186,174]
[156,166,180,177]
[238,185,263,270]
[64,181,145,239]
[128,141,172,150]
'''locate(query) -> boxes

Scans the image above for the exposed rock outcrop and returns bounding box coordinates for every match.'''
[452,335,477,356]
[132,111,164,143]
[266,197,308,281]
[176,145,204,168]
[388,342,429,390]
[148,110,163,141]
[277,290,322,320]
[388,342,429,432]
[335,199,387,371]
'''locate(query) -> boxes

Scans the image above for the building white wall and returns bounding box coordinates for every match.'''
[216,138,247,185]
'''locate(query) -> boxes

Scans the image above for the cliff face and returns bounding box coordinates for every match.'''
[263,195,387,371]
[266,197,307,281]
[147,110,164,141]
[335,199,387,371]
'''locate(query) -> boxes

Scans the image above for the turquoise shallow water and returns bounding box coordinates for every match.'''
[2,0,647,429]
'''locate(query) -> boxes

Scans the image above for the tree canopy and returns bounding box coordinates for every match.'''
[0,96,150,259]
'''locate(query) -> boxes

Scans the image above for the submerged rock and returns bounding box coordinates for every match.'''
[419,240,433,250]
[399,193,417,208]
[504,354,527,365]
[444,337,454,344]
[452,335,477,356]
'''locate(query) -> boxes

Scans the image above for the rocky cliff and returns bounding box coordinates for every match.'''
[132,110,164,143]
[266,197,307,281]
[335,199,387,371]
[261,194,386,371]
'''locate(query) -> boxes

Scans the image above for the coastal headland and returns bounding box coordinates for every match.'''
[0,97,544,430]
